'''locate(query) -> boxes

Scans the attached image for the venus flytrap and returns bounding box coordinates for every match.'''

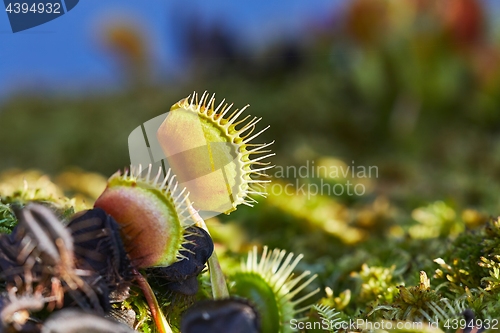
[91,92,276,332]
[93,165,192,333]
[157,91,275,215]
[230,246,320,333]
[94,165,193,269]
[157,92,275,299]
[0,93,326,333]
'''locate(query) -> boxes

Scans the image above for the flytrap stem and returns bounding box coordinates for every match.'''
[187,200,229,299]
[207,251,229,299]
[133,268,173,333]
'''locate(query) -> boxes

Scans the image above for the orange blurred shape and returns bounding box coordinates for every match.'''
[471,44,500,90]
[442,0,484,47]
[105,24,146,64]
[345,0,388,46]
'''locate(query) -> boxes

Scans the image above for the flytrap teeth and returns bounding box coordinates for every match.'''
[231,246,320,333]
[157,92,275,215]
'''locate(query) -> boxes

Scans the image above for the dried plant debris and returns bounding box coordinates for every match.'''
[67,208,132,302]
[0,204,136,332]
[0,284,46,333]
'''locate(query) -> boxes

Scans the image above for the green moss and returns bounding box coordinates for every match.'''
[0,202,16,234]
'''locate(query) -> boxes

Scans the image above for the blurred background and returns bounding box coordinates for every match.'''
[3,0,500,315]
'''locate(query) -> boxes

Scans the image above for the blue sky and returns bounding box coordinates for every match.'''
[0,0,340,98]
[1,0,499,100]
